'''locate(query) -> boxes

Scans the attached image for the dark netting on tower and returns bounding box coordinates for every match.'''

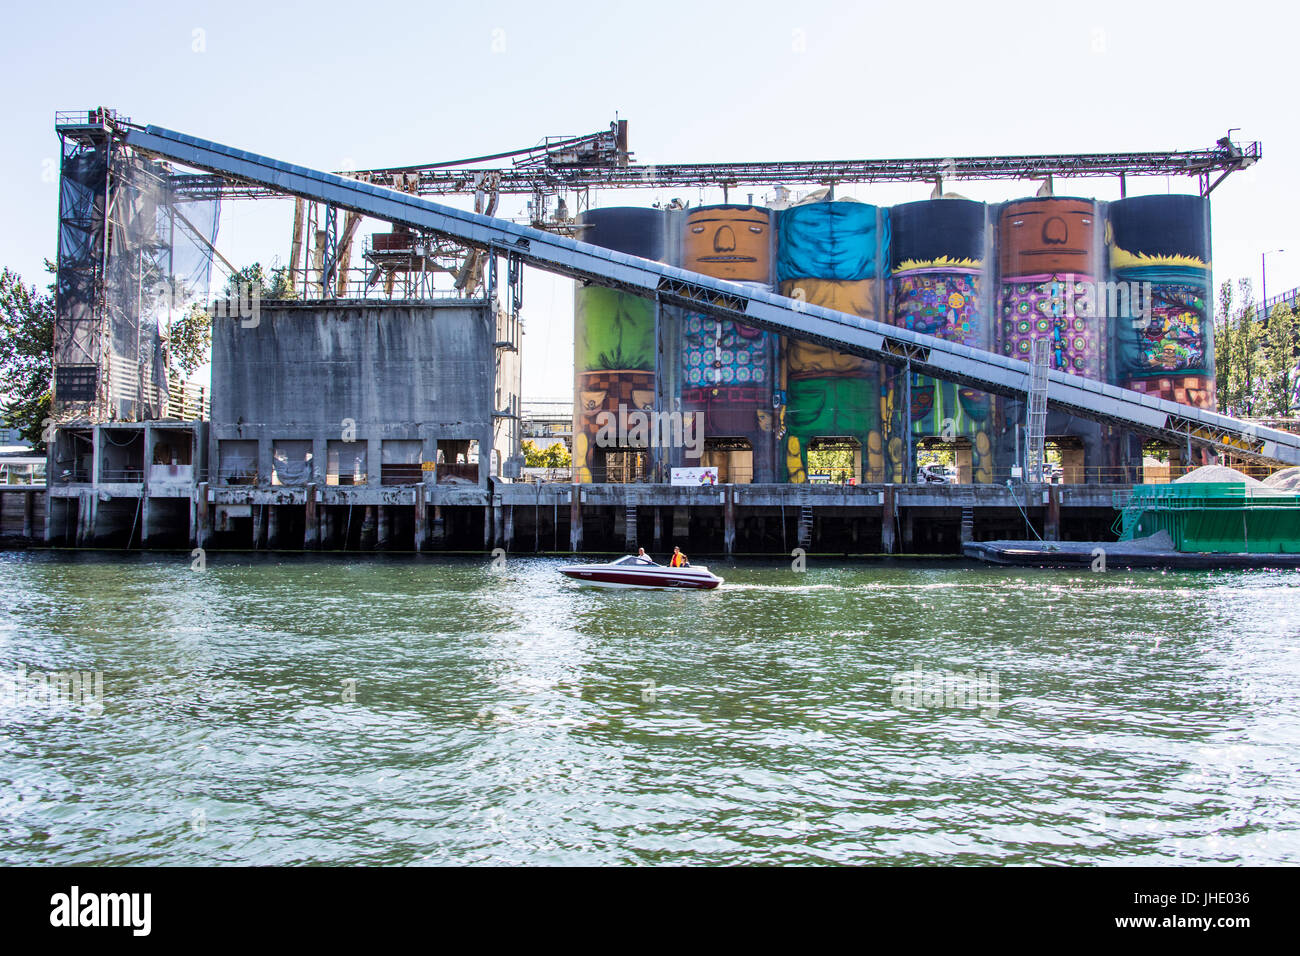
[54,136,109,403]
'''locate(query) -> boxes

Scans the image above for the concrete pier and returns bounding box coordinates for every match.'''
[21,476,1132,555]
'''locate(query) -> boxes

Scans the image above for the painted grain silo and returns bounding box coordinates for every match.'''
[678,204,778,483]
[572,207,667,483]
[1107,195,1214,410]
[997,198,1105,379]
[776,197,889,483]
[888,199,995,483]
[996,197,1112,480]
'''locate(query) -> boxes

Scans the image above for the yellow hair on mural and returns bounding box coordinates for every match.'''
[1109,245,1208,271]
[893,256,982,273]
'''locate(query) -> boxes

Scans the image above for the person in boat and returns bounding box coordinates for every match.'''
[635,547,655,565]
[669,546,689,568]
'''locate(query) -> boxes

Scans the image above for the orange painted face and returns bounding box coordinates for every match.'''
[998,200,1096,276]
[684,207,772,282]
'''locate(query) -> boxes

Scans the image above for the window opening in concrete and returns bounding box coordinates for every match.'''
[218,440,258,486]
[272,440,313,485]
[381,439,423,485]
[701,437,753,484]
[806,437,862,485]
[327,441,367,485]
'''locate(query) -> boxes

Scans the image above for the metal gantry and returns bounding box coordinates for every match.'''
[165,121,1261,202]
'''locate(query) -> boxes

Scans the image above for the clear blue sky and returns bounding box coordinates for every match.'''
[2,0,1297,399]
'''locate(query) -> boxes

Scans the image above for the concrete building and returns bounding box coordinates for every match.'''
[45,420,207,547]
[204,297,521,550]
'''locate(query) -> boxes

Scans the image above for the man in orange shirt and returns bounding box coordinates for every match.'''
[669,546,688,568]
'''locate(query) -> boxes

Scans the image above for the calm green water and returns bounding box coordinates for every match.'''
[1,550,1297,865]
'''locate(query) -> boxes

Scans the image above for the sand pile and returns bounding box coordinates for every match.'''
[1263,467,1300,491]
[1174,465,1262,486]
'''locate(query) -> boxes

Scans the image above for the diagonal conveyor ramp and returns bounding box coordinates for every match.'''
[123,123,1300,466]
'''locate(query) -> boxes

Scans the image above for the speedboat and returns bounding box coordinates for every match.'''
[559,555,724,590]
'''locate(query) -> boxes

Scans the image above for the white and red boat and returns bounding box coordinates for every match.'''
[559,555,723,590]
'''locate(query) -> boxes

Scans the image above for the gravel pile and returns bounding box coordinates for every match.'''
[1263,467,1300,491]
[1174,465,1262,486]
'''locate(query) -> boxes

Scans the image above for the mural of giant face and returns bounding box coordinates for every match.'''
[999,199,1097,278]
[684,206,773,283]
[997,200,1103,380]
[888,200,996,481]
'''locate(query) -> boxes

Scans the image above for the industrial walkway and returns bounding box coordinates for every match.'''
[122,123,1300,467]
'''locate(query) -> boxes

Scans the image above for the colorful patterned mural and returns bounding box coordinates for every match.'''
[1108,195,1214,409]
[572,208,666,483]
[574,194,1216,484]
[680,205,778,481]
[777,201,886,483]
[889,200,995,483]
[997,198,1103,379]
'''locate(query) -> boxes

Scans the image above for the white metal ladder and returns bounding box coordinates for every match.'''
[1026,338,1050,482]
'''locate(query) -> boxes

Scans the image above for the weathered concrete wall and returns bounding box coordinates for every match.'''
[213,300,494,433]
[210,299,509,488]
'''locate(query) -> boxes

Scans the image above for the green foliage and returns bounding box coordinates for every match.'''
[522,438,571,470]
[1265,303,1298,417]
[0,265,55,451]
[807,444,855,481]
[223,262,295,300]
[169,303,212,377]
[1215,278,1298,417]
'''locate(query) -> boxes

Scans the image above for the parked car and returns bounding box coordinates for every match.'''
[917,464,955,484]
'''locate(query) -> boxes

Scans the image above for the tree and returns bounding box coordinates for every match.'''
[522,439,572,470]
[168,303,212,377]
[521,439,546,467]
[1264,303,1299,417]
[165,262,296,378]
[1215,280,1235,414]
[0,265,54,451]
[1237,278,1260,416]
[541,441,571,470]
[223,262,296,301]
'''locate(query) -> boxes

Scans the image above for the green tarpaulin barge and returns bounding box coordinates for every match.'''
[966,466,1300,569]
